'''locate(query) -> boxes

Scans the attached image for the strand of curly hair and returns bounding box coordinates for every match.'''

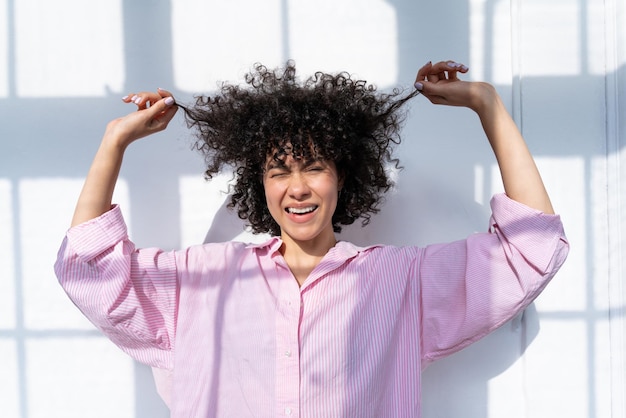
[180,61,420,236]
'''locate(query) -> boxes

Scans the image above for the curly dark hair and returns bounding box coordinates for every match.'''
[181,61,419,236]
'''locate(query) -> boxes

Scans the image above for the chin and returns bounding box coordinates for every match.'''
[284,232,319,243]
[281,226,320,241]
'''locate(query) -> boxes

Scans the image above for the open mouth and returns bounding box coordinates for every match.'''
[286,205,318,215]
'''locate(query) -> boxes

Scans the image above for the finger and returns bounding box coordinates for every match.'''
[122,91,169,110]
[414,60,468,90]
[427,72,441,82]
[430,60,465,74]
[428,60,469,81]
[146,96,178,131]
[415,61,432,84]
[413,76,454,104]
[157,87,175,100]
[429,60,451,73]
[422,61,444,82]
[415,82,448,106]
[445,60,469,76]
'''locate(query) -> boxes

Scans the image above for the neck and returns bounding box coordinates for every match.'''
[280,233,337,286]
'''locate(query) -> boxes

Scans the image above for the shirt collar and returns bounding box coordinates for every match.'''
[246,236,283,253]
[246,236,378,260]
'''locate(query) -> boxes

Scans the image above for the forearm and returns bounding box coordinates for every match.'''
[414,61,555,214]
[473,84,554,214]
[71,138,126,227]
[70,90,178,227]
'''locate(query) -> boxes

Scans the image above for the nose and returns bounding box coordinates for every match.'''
[288,172,311,199]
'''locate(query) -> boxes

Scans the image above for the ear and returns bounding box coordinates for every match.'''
[337,169,346,191]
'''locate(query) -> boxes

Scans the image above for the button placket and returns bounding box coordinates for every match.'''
[274,268,302,417]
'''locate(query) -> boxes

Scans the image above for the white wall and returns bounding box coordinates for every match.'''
[0,0,624,417]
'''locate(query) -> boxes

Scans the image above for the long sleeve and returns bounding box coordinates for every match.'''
[54,205,178,369]
[418,193,569,365]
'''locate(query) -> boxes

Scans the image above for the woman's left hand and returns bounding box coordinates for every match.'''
[415,60,555,214]
[414,60,494,112]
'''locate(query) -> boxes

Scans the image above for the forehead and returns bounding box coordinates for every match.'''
[264,153,324,169]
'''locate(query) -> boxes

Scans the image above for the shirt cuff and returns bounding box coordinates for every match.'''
[66,205,128,262]
[489,193,567,274]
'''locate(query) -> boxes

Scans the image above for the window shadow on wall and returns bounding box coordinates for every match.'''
[0,0,621,417]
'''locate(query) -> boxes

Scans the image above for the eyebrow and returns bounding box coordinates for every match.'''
[265,160,288,170]
[266,158,327,170]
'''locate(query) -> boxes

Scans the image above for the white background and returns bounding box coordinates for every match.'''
[0,0,624,417]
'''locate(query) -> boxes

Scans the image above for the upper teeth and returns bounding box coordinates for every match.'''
[288,206,316,214]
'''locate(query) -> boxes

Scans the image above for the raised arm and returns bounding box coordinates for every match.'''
[414,60,554,214]
[71,89,178,227]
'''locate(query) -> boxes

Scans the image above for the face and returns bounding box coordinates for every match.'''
[263,154,341,249]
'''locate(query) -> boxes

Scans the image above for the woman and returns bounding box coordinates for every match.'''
[55,60,568,417]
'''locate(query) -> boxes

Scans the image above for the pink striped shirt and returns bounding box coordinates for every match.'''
[54,194,568,417]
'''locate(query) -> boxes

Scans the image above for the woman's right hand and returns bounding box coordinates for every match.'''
[103,88,178,149]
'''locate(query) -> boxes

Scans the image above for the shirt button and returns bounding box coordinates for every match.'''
[284,350,292,358]
[285,407,292,415]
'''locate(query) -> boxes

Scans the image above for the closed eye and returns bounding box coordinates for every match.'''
[305,162,328,172]
[267,168,289,178]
